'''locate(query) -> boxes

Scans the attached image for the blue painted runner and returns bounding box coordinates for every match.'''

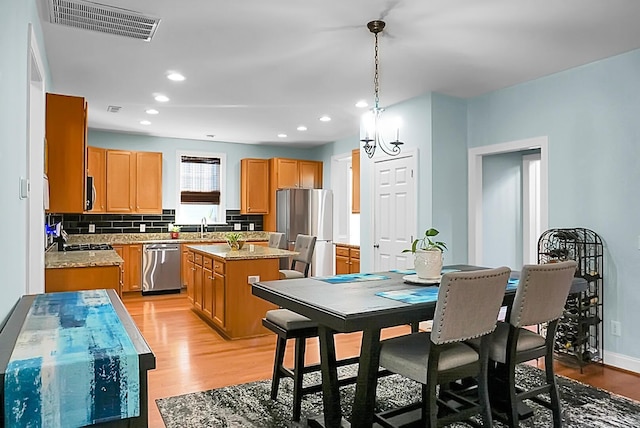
[316,273,390,284]
[4,290,140,428]
[376,278,520,304]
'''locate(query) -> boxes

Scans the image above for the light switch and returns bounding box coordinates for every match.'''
[19,177,29,199]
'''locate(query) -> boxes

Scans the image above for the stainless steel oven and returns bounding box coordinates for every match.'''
[142,243,181,295]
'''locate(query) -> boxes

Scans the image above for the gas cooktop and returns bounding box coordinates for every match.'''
[63,243,114,252]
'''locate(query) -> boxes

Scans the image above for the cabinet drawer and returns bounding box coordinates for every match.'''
[187,251,194,262]
[203,256,213,270]
[336,246,350,257]
[350,248,360,259]
[194,253,203,265]
[214,260,225,275]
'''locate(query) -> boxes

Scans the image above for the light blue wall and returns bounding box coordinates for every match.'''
[482,152,522,269]
[88,130,323,210]
[0,0,49,321]
[431,93,468,265]
[468,48,640,361]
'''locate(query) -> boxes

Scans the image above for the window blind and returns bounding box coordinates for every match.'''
[180,156,220,204]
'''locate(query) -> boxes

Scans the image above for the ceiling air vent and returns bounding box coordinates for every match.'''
[106,105,121,113]
[46,0,161,41]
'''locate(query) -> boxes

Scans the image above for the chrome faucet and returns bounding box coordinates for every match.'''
[200,217,207,239]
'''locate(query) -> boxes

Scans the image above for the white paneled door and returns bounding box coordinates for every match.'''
[374,154,416,272]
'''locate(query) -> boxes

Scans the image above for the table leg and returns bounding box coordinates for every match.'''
[351,328,382,428]
[317,325,343,427]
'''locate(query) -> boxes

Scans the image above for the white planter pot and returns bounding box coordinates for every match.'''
[414,250,443,279]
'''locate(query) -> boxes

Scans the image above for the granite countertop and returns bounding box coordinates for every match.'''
[187,244,298,260]
[65,231,271,245]
[334,242,360,249]
[45,249,123,269]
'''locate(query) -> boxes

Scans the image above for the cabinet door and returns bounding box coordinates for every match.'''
[275,158,299,188]
[299,160,322,189]
[106,150,136,213]
[336,255,350,274]
[128,244,142,291]
[87,146,106,213]
[203,267,214,318]
[241,158,269,214]
[46,93,87,213]
[351,149,360,213]
[112,245,126,291]
[194,263,203,311]
[186,251,195,304]
[135,151,163,213]
[213,272,226,328]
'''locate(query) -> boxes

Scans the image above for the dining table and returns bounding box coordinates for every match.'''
[252,264,587,428]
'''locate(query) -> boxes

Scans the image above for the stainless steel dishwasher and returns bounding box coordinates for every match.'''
[142,243,181,295]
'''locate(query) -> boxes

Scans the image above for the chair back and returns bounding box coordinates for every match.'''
[509,260,577,328]
[431,267,511,345]
[268,232,287,249]
[291,234,316,277]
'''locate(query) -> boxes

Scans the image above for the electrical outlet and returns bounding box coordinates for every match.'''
[248,275,260,284]
[234,223,241,231]
[611,320,622,337]
[88,224,95,233]
[139,224,146,233]
[249,223,255,231]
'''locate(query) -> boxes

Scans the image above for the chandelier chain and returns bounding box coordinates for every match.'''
[374,32,380,110]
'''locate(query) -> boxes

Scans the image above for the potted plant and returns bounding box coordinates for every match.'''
[225,232,245,250]
[403,228,447,279]
[169,224,181,239]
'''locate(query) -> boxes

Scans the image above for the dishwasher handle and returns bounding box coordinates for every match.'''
[144,246,180,252]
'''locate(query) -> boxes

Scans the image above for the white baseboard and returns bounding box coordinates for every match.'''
[603,350,640,374]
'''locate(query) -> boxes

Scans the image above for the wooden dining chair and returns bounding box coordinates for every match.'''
[374,267,511,428]
[482,260,577,427]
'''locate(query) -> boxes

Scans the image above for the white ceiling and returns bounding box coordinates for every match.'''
[38,0,640,148]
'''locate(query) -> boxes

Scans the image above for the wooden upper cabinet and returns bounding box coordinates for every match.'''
[274,158,299,188]
[299,160,322,189]
[87,146,106,213]
[46,93,87,213]
[135,151,163,213]
[106,150,136,213]
[240,158,269,214]
[103,149,162,214]
[351,149,360,213]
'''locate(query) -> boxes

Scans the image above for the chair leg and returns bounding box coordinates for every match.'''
[545,353,563,428]
[421,382,438,427]
[506,361,519,428]
[292,337,307,422]
[270,335,287,400]
[477,368,493,427]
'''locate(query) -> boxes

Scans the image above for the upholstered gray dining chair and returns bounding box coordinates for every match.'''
[278,234,316,279]
[480,260,577,428]
[268,232,287,249]
[375,267,511,428]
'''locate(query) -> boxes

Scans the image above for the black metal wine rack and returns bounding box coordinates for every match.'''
[538,228,604,368]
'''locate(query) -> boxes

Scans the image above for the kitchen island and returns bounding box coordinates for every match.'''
[185,244,297,339]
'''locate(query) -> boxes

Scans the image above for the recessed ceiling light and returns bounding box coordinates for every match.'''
[319,115,331,122]
[277,133,287,138]
[297,126,307,131]
[140,120,151,125]
[154,94,169,102]
[355,100,368,108]
[145,109,159,115]
[167,72,185,81]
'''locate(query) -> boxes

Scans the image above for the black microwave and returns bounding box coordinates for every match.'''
[86,176,94,211]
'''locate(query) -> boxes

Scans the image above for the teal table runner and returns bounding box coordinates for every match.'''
[317,273,390,284]
[376,277,520,304]
[4,290,140,427]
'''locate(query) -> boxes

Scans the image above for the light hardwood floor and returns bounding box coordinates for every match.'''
[122,292,640,428]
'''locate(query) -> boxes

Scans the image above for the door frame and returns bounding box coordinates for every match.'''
[522,152,542,265]
[330,152,353,248]
[468,137,548,265]
[372,149,418,271]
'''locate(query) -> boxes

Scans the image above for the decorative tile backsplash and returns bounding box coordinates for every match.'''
[47,210,263,235]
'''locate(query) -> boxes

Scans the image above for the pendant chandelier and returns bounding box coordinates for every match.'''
[360,20,403,158]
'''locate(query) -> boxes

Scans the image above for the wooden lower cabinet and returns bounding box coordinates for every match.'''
[185,250,195,304]
[335,245,360,274]
[113,244,142,292]
[187,249,278,339]
[45,265,121,296]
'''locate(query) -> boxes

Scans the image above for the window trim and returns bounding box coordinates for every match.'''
[174,150,227,225]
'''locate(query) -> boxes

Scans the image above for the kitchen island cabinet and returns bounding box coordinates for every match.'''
[44,249,123,296]
[186,244,297,339]
[112,244,142,292]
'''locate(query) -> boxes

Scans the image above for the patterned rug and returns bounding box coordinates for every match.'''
[156,364,640,427]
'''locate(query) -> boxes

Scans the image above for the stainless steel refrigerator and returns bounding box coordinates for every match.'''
[276,188,333,277]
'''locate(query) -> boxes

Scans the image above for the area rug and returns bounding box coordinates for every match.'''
[156,364,640,427]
